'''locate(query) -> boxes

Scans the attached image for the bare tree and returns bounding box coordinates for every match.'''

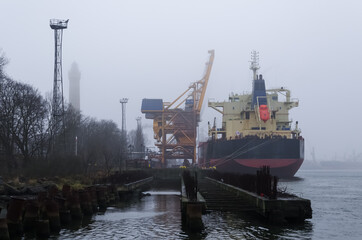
[98,120,122,175]
[11,82,48,164]
[0,51,17,173]
[76,118,122,174]
[0,79,48,173]
[1,50,126,176]
[0,77,17,171]
[0,49,8,78]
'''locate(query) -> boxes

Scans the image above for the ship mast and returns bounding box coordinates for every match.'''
[249,50,260,80]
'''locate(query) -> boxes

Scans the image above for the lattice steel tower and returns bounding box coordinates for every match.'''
[50,19,68,136]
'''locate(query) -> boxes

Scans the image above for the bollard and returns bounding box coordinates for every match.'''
[36,219,50,238]
[0,218,10,240]
[45,198,61,233]
[23,199,39,232]
[6,196,25,238]
[69,191,83,220]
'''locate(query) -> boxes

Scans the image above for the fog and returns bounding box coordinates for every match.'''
[68,62,81,110]
[1,0,361,161]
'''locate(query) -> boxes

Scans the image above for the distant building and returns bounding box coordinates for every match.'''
[68,62,81,111]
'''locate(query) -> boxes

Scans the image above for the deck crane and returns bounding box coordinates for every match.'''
[141,50,215,167]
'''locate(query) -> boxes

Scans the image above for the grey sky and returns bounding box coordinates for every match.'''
[1,0,361,161]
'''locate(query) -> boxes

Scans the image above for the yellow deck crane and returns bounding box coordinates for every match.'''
[141,50,214,167]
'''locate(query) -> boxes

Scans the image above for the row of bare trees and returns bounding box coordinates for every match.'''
[1,52,50,174]
[0,51,142,177]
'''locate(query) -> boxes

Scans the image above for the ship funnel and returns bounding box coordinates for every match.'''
[250,54,267,109]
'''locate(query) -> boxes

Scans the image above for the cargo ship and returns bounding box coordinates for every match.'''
[198,51,304,178]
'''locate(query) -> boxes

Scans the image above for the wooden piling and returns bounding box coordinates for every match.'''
[86,186,99,212]
[180,175,205,231]
[69,191,83,220]
[23,199,39,232]
[36,219,50,238]
[96,186,107,210]
[79,190,93,215]
[6,196,25,238]
[45,198,61,233]
[0,218,10,240]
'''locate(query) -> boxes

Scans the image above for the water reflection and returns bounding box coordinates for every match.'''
[26,171,362,239]
[54,192,188,240]
[199,211,313,240]
[40,184,313,239]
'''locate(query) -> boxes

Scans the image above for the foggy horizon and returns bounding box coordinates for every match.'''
[1,0,361,161]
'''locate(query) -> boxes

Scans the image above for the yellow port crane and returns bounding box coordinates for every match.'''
[141,50,214,167]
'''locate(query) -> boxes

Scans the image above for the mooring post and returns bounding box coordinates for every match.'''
[23,199,39,232]
[0,217,10,240]
[180,170,205,231]
[6,196,25,238]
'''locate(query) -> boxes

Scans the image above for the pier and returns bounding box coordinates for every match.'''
[181,168,312,225]
[202,177,312,223]
[0,168,312,238]
[0,172,154,239]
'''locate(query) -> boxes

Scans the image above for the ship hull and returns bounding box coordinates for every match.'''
[199,137,304,178]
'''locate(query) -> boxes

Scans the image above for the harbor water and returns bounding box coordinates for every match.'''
[37,170,362,240]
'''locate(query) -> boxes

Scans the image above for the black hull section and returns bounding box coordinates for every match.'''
[199,137,304,178]
[207,137,303,159]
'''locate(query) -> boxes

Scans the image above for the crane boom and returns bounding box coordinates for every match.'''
[195,49,215,113]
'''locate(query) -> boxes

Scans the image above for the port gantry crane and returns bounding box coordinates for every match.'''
[141,50,215,167]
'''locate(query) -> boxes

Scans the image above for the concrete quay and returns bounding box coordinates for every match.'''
[203,177,312,224]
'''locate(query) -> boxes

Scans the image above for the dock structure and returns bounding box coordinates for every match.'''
[180,171,205,231]
[117,177,153,200]
[198,178,256,213]
[199,177,312,224]
[117,177,153,192]
[0,168,312,238]
[0,172,155,239]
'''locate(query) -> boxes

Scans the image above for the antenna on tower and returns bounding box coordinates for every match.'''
[249,50,260,81]
[50,19,68,142]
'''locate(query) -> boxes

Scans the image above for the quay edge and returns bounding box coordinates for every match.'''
[205,177,312,224]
